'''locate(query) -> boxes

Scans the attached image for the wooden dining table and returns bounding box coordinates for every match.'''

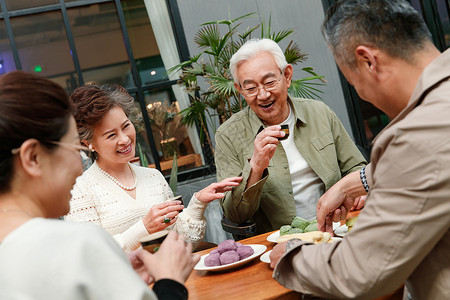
[184,230,300,300]
[183,213,403,300]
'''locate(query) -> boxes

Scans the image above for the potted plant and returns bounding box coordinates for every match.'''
[169,13,326,155]
[146,101,182,160]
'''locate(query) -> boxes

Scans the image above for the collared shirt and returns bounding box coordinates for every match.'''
[274,49,450,299]
[215,97,366,233]
[279,105,325,219]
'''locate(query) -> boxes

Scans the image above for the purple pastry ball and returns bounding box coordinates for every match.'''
[237,245,254,259]
[209,249,219,255]
[204,252,221,267]
[217,239,237,254]
[219,250,240,265]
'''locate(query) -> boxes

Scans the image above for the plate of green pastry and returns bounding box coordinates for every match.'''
[267,217,341,243]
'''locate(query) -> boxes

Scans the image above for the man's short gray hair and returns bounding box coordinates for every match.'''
[230,38,287,84]
[321,0,432,67]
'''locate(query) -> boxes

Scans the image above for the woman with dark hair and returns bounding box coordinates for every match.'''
[65,84,241,252]
[0,71,199,299]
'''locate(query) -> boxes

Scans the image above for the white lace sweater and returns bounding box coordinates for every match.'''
[65,162,208,252]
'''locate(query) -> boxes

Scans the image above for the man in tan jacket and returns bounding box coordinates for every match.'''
[270,0,450,299]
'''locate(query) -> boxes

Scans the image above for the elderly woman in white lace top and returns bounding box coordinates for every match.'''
[65,84,241,252]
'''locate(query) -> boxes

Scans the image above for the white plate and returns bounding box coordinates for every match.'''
[334,224,349,237]
[267,222,341,243]
[194,244,267,272]
[260,250,272,263]
[139,230,169,243]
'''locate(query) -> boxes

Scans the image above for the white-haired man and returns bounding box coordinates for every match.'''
[215,38,366,234]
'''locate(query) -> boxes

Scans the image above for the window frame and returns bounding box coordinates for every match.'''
[0,0,214,181]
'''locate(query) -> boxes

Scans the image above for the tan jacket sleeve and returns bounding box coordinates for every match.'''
[273,129,450,299]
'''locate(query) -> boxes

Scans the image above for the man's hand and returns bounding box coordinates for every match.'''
[269,241,288,269]
[246,125,285,190]
[249,125,285,174]
[316,170,367,234]
[351,195,366,211]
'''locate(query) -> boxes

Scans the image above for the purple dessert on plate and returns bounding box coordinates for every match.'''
[204,252,221,267]
[237,245,254,259]
[217,239,237,254]
[219,250,240,265]
[209,249,219,255]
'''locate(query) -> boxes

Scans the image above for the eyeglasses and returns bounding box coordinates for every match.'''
[241,74,283,98]
[11,140,94,170]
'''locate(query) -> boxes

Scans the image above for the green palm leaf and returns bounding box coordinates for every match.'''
[195,24,220,48]
[284,41,308,65]
[167,53,202,75]
[289,78,325,100]
[201,12,256,26]
[271,29,295,43]
[169,11,326,148]
[238,24,260,40]
[207,75,236,95]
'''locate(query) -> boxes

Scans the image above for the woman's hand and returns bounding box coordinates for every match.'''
[128,250,154,285]
[142,200,184,234]
[136,231,200,284]
[195,177,243,203]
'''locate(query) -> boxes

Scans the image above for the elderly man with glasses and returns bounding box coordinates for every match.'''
[215,38,366,234]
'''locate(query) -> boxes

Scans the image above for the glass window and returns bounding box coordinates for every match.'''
[143,88,201,175]
[128,92,158,166]
[6,0,58,11]
[410,0,423,14]
[359,101,390,144]
[1,0,206,177]
[436,0,450,48]
[121,0,168,85]
[9,11,78,92]
[0,20,15,75]
[67,2,134,88]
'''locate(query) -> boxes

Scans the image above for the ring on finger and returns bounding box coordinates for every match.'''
[163,215,171,223]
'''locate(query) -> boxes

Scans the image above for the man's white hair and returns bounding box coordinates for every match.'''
[230,38,287,84]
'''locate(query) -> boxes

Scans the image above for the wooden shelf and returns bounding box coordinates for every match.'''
[148,153,202,171]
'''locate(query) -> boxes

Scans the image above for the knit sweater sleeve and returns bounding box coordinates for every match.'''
[173,194,208,249]
[66,173,150,253]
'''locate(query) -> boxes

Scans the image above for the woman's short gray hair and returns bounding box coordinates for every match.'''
[230,38,287,84]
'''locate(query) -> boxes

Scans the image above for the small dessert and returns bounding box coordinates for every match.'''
[276,231,332,244]
[204,252,221,267]
[219,250,240,265]
[346,216,358,231]
[209,249,219,255]
[278,124,290,140]
[217,239,238,254]
[236,245,254,259]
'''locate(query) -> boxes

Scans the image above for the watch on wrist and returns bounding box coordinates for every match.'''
[285,238,301,251]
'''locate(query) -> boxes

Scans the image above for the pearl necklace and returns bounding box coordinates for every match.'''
[97,163,137,191]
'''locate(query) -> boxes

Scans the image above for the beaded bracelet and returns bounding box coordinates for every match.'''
[285,238,301,251]
[360,166,370,192]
